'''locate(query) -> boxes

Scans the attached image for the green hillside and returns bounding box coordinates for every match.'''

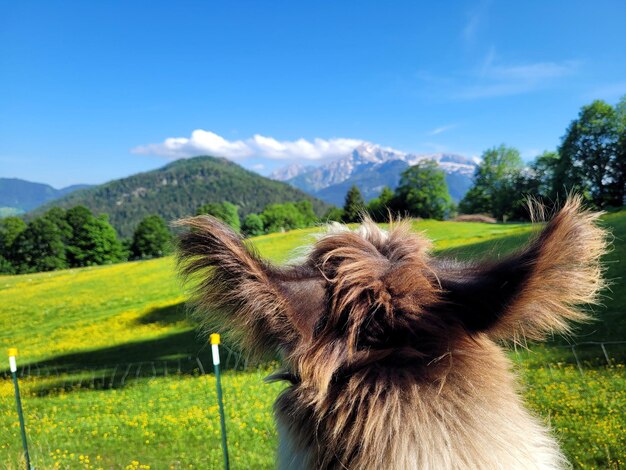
[30,156,331,238]
[0,213,624,468]
[0,178,91,214]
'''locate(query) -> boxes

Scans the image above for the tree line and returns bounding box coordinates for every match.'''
[0,200,321,275]
[0,184,447,276]
[197,200,318,236]
[460,97,625,220]
[325,159,454,223]
[0,207,171,274]
[339,96,626,223]
[200,162,455,231]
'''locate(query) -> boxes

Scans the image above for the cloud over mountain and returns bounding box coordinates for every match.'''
[132,130,365,161]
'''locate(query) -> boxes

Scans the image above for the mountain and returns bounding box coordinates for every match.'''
[315,159,410,204]
[30,156,331,238]
[269,163,317,181]
[0,178,92,215]
[59,184,93,196]
[270,143,477,206]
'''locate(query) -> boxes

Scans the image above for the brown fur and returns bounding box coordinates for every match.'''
[176,196,608,469]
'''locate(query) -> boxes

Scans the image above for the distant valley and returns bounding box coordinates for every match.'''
[0,178,92,215]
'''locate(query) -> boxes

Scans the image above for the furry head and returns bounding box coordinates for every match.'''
[176,196,607,469]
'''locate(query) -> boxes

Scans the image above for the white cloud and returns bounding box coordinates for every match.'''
[462,0,491,44]
[428,124,456,136]
[457,57,580,99]
[132,130,364,161]
[487,61,578,81]
[413,49,581,101]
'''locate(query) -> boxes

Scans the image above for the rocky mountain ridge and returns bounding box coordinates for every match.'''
[270,143,478,205]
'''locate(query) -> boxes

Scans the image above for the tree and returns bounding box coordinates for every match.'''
[557,100,622,207]
[260,203,308,233]
[295,201,318,226]
[242,214,264,237]
[394,161,453,220]
[197,202,240,232]
[11,218,68,273]
[3,207,125,273]
[0,216,27,258]
[459,145,524,220]
[367,186,395,222]
[65,206,94,267]
[496,151,562,221]
[614,95,626,205]
[0,255,14,274]
[343,185,365,223]
[42,207,72,242]
[77,214,125,265]
[530,151,560,199]
[323,207,344,222]
[66,205,93,232]
[64,206,125,266]
[130,215,172,259]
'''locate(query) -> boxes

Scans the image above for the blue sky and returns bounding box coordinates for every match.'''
[1,0,625,188]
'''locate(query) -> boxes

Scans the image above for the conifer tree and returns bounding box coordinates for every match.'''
[343,185,365,223]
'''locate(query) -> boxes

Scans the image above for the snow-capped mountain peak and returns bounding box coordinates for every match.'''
[269,143,478,205]
[269,163,316,181]
[349,142,399,164]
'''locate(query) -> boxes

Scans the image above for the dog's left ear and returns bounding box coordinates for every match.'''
[175,216,326,356]
[434,197,608,341]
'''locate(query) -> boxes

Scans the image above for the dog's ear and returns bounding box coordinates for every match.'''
[175,216,326,357]
[434,197,608,342]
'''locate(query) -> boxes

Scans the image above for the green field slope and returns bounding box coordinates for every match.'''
[0,213,624,468]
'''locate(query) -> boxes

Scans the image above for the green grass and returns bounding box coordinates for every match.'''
[0,214,624,468]
[1,369,284,469]
[519,362,625,469]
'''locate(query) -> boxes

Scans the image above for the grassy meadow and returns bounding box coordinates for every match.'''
[1,214,625,468]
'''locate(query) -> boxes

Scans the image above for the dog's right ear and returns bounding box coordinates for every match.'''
[175,216,326,357]
[433,196,608,342]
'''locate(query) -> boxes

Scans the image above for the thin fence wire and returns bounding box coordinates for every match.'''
[0,344,251,392]
[1,342,624,391]
[513,340,626,375]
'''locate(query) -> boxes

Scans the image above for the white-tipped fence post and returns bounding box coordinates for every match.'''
[8,348,32,470]
[211,334,229,470]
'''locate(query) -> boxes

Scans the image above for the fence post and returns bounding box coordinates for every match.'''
[211,334,230,470]
[196,357,206,375]
[8,349,33,470]
[600,343,611,367]
[571,345,584,375]
[109,365,118,389]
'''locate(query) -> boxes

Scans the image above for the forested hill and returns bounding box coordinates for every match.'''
[30,156,331,238]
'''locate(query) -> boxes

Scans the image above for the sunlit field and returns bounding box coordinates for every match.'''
[1,214,624,468]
